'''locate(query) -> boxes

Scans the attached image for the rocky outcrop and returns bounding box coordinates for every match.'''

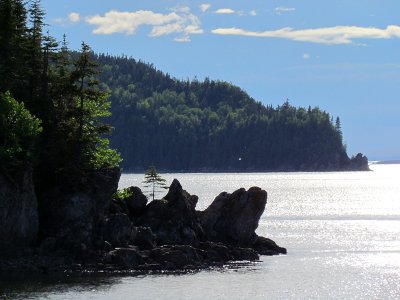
[349,153,370,171]
[99,179,286,271]
[38,167,121,253]
[199,186,286,255]
[1,175,286,273]
[136,179,205,246]
[199,187,267,246]
[110,186,148,217]
[0,168,38,255]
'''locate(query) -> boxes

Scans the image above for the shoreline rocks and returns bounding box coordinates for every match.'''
[0,176,286,274]
[97,179,286,271]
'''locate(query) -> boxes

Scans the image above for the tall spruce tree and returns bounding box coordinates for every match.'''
[69,42,121,170]
[0,0,29,97]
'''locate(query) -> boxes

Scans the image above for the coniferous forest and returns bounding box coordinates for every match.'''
[0,0,120,188]
[95,55,367,172]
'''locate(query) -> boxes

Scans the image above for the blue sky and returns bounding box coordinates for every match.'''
[41,0,400,160]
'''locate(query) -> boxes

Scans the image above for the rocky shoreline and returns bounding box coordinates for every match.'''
[1,170,285,274]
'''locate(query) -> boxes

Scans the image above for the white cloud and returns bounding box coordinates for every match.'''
[303,53,310,59]
[249,10,257,16]
[212,25,400,45]
[215,8,235,14]
[86,8,203,42]
[215,8,256,17]
[200,4,211,13]
[174,36,190,42]
[275,7,295,14]
[68,12,80,23]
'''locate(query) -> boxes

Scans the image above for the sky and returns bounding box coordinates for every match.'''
[41,0,400,161]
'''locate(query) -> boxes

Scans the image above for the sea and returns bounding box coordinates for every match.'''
[1,164,400,299]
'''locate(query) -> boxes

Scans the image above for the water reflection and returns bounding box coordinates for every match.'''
[0,260,265,299]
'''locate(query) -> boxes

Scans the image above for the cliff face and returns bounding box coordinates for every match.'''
[0,166,121,257]
[38,168,121,252]
[0,168,38,254]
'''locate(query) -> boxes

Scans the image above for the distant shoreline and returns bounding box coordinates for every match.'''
[120,167,373,174]
[372,160,400,165]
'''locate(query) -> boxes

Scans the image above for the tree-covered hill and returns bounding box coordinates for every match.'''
[95,54,368,172]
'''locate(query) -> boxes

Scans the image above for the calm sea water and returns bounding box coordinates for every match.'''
[2,164,400,299]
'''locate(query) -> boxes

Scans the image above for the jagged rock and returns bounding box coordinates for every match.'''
[350,153,370,171]
[253,236,287,255]
[109,186,148,219]
[134,227,156,250]
[198,242,259,262]
[103,214,136,248]
[151,245,202,269]
[109,247,144,269]
[137,179,204,246]
[125,186,148,217]
[0,167,38,254]
[199,187,267,246]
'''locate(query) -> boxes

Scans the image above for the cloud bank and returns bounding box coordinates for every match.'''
[86,8,203,42]
[212,25,400,45]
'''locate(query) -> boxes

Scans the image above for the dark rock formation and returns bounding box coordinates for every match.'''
[1,175,286,273]
[125,187,148,216]
[38,167,121,252]
[200,187,267,246]
[134,227,156,250]
[109,247,144,269]
[110,186,148,218]
[349,153,370,171]
[137,179,205,246]
[0,168,38,255]
[98,179,286,270]
[253,236,287,255]
[199,186,286,255]
[103,214,136,248]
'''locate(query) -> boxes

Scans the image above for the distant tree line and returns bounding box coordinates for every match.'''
[94,54,353,171]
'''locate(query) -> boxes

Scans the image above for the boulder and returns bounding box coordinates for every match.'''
[199,187,267,246]
[0,167,38,254]
[109,247,144,269]
[151,245,201,269]
[137,179,204,246]
[125,186,148,217]
[103,214,136,248]
[134,227,156,250]
[198,242,259,263]
[253,236,287,255]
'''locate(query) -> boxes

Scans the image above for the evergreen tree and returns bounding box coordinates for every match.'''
[0,0,29,97]
[143,166,167,201]
[69,42,121,170]
[26,0,45,108]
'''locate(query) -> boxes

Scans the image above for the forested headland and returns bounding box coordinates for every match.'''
[95,55,368,172]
